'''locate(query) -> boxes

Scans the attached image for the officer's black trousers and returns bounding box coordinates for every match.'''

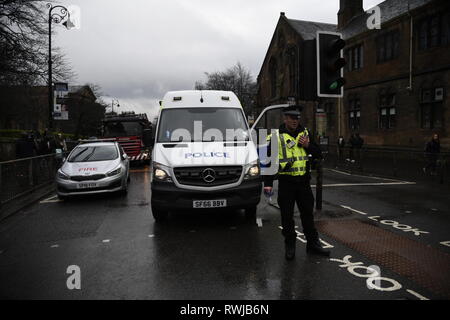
[277,178,318,246]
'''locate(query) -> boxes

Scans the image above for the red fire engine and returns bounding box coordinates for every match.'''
[101,111,152,162]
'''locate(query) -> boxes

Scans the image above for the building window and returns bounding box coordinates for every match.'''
[346,44,364,71]
[418,11,450,50]
[420,86,444,129]
[287,46,298,95]
[376,30,399,63]
[269,58,277,98]
[379,93,396,129]
[348,98,361,130]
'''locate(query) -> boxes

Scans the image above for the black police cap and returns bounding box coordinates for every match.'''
[283,105,302,117]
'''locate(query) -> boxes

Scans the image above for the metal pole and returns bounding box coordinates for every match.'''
[48,8,53,130]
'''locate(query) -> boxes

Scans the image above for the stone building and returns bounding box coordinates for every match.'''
[256,0,450,150]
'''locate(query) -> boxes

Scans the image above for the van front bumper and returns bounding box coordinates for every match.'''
[151,179,262,211]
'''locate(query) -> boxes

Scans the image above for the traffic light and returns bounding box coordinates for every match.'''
[316,31,346,98]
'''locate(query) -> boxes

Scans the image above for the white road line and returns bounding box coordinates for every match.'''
[230,226,237,230]
[406,289,429,300]
[256,218,263,227]
[40,199,63,203]
[148,234,155,238]
[340,205,368,215]
[326,168,414,183]
[50,244,59,248]
[42,194,58,201]
[440,241,450,248]
[278,226,334,248]
[312,182,416,188]
[102,239,110,243]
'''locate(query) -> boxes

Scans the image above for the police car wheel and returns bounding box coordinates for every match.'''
[152,206,168,222]
[244,206,257,220]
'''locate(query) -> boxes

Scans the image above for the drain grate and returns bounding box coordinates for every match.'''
[317,219,450,299]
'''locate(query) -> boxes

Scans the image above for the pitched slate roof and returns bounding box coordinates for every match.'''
[286,18,337,40]
[341,0,434,39]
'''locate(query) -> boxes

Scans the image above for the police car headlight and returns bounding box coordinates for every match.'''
[244,161,260,179]
[152,162,172,182]
[107,167,122,177]
[57,169,70,180]
[154,168,167,180]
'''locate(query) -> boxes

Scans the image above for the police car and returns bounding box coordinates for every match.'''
[150,90,262,221]
[56,140,130,199]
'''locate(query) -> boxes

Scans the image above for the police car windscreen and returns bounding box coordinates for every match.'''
[103,121,142,137]
[68,146,118,162]
[157,108,248,143]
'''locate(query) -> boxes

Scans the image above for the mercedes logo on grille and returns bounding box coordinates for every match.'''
[202,168,216,183]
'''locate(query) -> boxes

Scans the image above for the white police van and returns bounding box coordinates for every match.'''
[150,90,261,221]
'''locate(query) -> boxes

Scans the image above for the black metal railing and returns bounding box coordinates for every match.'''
[0,153,67,206]
[322,145,449,184]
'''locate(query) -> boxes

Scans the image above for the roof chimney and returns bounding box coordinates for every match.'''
[338,0,364,30]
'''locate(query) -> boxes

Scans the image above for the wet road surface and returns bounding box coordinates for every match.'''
[0,166,449,299]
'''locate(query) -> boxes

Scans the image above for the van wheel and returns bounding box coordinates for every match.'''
[245,206,257,220]
[152,206,168,222]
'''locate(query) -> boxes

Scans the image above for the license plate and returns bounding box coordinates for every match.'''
[77,182,97,189]
[193,200,227,208]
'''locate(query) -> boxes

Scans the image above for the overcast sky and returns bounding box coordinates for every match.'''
[54,0,384,120]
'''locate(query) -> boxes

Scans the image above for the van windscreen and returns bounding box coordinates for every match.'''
[157,108,248,143]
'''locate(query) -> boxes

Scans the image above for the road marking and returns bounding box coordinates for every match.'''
[326,168,413,183]
[148,234,155,238]
[341,205,429,236]
[405,211,412,214]
[431,208,438,212]
[440,241,450,248]
[256,218,263,228]
[312,182,416,188]
[406,289,429,300]
[189,230,196,233]
[40,195,63,203]
[102,239,111,243]
[230,226,237,230]
[50,244,59,248]
[277,226,334,248]
[340,205,367,215]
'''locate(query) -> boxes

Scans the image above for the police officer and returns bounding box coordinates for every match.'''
[263,105,330,260]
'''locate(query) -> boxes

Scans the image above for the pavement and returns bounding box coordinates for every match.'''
[0,166,449,300]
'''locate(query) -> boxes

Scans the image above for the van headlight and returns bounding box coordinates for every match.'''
[107,167,122,177]
[152,162,172,182]
[57,169,70,180]
[244,161,260,179]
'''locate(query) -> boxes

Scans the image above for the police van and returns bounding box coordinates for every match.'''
[150,90,261,221]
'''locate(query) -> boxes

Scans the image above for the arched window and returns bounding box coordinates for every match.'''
[269,57,277,98]
[287,46,299,95]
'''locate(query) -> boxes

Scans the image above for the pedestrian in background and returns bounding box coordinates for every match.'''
[423,133,440,176]
[263,105,330,260]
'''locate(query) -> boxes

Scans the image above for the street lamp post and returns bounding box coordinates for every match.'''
[111,99,120,114]
[47,4,70,131]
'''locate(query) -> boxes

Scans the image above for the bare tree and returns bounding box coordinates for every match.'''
[195,62,257,117]
[0,0,75,85]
